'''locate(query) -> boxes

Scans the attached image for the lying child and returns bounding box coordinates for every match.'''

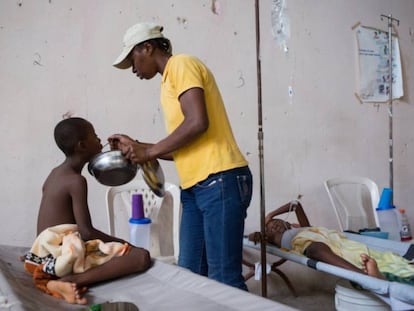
[24,117,151,304]
[249,201,414,285]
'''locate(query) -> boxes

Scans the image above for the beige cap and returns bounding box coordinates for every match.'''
[113,22,164,69]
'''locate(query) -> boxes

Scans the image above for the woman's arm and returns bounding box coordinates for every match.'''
[134,141,174,161]
[109,87,209,164]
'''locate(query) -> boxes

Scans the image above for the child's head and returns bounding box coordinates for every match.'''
[266,218,291,237]
[54,117,102,158]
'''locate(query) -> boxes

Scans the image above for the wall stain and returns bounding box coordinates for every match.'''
[211,0,221,15]
[62,111,74,119]
[176,17,188,29]
[33,53,43,66]
[236,70,245,88]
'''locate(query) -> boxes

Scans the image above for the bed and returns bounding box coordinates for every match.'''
[0,244,296,311]
[243,233,414,311]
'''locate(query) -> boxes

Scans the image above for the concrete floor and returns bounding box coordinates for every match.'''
[245,268,392,311]
[243,250,394,311]
[244,257,338,311]
[246,271,337,311]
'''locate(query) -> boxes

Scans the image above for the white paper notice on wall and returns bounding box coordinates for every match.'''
[355,25,403,103]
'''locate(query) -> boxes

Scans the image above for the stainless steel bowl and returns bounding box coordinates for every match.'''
[88,150,166,197]
[88,150,138,186]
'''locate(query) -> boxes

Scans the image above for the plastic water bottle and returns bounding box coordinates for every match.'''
[129,194,151,249]
[399,208,412,241]
[377,206,400,240]
[376,188,400,241]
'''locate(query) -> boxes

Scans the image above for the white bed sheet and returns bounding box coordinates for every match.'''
[0,245,296,311]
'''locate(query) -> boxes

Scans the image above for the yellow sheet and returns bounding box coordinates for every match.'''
[291,227,414,279]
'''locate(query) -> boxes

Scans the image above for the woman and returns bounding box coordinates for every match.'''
[110,22,252,290]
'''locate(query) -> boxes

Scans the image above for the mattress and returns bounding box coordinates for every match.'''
[0,244,296,311]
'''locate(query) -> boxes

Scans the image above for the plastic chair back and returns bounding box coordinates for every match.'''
[324,177,380,232]
[106,178,181,264]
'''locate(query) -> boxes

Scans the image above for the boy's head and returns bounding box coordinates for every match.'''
[54,117,102,157]
[266,218,291,236]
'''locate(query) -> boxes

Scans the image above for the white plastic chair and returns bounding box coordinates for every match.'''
[106,178,181,264]
[324,177,380,232]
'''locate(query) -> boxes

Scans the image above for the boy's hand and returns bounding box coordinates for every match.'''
[248,232,262,244]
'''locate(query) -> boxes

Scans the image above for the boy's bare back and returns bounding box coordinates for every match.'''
[37,163,88,235]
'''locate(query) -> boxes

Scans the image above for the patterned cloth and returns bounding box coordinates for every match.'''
[290,227,414,285]
[24,224,129,277]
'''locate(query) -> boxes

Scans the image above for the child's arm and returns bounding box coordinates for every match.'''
[294,201,311,227]
[265,201,311,227]
[70,176,127,244]
[249,201,311,245]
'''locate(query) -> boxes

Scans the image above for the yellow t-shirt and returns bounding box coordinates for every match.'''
[161,54,248,189]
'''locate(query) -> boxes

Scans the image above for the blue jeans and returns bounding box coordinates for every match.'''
[178,166,252,290]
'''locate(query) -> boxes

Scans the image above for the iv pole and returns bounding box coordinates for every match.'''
[380,14,399,204]
[254,0,267,297]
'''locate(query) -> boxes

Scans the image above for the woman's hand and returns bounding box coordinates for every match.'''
[108,134,150,165]
[108,134,134,150]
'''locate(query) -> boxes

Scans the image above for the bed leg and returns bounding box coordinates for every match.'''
[243,259,255,281]
[271,264,298,297]
[243,258,298,297]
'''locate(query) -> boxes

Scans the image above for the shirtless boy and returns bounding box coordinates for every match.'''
[25,117,151,304]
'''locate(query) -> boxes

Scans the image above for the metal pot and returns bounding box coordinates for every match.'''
[88,150,166,197]
[88,150,137,186]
